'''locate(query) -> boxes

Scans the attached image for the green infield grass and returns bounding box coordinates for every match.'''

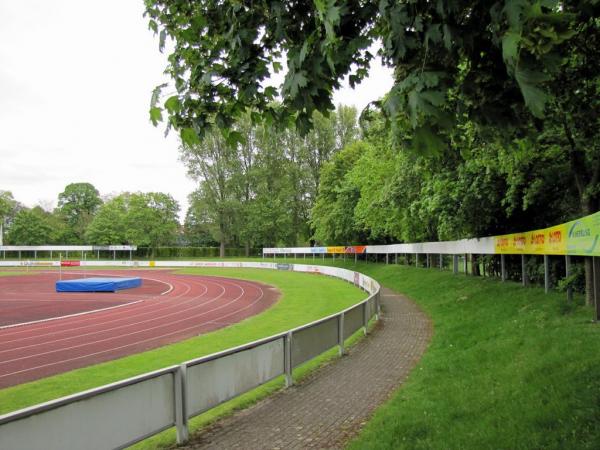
[321,261,600,450]
[0,267,365,422]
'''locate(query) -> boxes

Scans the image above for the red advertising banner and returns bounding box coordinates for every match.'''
[61,260,81,267]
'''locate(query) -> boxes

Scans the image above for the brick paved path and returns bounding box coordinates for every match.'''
[182,287,432,449]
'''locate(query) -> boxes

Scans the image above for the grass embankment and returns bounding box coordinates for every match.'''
[329,261,600,450]
[0,267,364,422]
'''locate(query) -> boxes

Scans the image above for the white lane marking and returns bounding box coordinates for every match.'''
[0,280,235,364]
[0,274,193,340]
[0,301,146,331]
[0,281,224,354]
[0,280,197,343]
[0,278,265,378]
[0,270,171,333]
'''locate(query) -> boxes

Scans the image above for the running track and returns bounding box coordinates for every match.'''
[0,270,279,388]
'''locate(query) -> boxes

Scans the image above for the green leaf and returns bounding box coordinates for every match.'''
[502,31,521,66]
[299,41,309,64]
[150,83,167,108]
[285,71,308,97]
[412,125,445,155]
[514,67,550,118]
[149,107,163,126]
[225,130,246,147]
[425,24,442,46]
[164,96,181,114]
[272,61,283,73]
[159,29,166,53]
[181,127,200,146]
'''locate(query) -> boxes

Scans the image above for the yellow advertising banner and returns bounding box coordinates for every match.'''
[326,246,346,254]
[494,212,600,256]
[494,233,528,254]
[495,225,567,255]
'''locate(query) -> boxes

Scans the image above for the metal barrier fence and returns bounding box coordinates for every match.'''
[0,262,380,450]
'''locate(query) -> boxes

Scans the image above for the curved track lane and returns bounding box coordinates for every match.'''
[0,270,279,388]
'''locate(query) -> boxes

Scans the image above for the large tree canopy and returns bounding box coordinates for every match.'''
[144,0,594,149]
[57,182,103,242]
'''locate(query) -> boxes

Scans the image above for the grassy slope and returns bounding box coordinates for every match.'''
[338,262,600,450]
[0,268,364,415]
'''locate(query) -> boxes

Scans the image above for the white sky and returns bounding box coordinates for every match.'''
[0,1,393,221]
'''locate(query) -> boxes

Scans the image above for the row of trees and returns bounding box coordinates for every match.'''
[0,185,181,249]
[1,106,358,256]
[145,0,599,300]
[182,107,359,256]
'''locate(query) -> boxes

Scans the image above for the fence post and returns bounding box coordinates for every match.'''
[565,255,573,302]
[522,254,528,286]
[415,253,419,267]
[338,313,345,356]
[354,253,357,264]
[174,364,189,444]
[544,255,550,293]
[439,254,443,270]
[464,254,468,274]
[385,253,389,265]
[395,253,398,265]
[426,254,430,268]
[594,257,600,321]
[284,332,293,387]
[501,254,506,282]
[362,302,369,335]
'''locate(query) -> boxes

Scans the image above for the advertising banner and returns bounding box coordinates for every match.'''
[60,260,80,267]
[566,213,600,256]
[345,246,367,254]
[263,211,600,257]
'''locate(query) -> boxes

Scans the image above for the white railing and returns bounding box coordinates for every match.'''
[0,262,380,450]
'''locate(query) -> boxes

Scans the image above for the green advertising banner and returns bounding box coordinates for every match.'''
[495,211,600,256]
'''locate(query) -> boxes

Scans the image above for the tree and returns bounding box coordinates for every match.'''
[57,182,102,242]
[6,207,53,245]
[145,1,588,145]
[85,192,180,250]
[183,205,218,247]
[181,130,241,257]
[125,193,180,250]
[311,141,367,244]
[85,196,128,245]
[0,191,19,245]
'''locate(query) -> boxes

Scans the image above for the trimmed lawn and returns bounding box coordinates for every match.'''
[338,262,600,450]
[0,267,365,416]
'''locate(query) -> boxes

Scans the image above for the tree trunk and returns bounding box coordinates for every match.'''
[245,241,250,257]
[585,257,595,307]
[471,254,481,276]
[220,240,225,258]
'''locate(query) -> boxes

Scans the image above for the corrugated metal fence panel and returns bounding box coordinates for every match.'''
[0,372,175,450]
[186,338,285,417]
[292,317,338,367]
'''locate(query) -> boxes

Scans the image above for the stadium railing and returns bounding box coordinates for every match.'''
[0,261,380,450]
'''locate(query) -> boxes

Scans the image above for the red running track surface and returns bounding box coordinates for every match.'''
[0,269,279,388]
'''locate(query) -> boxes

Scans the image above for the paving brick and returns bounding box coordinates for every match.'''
[180,287,432,449]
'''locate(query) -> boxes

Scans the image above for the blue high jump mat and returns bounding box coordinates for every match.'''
[56,277,142,293]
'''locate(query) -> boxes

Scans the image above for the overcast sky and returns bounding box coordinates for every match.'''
[0,1,393,220]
